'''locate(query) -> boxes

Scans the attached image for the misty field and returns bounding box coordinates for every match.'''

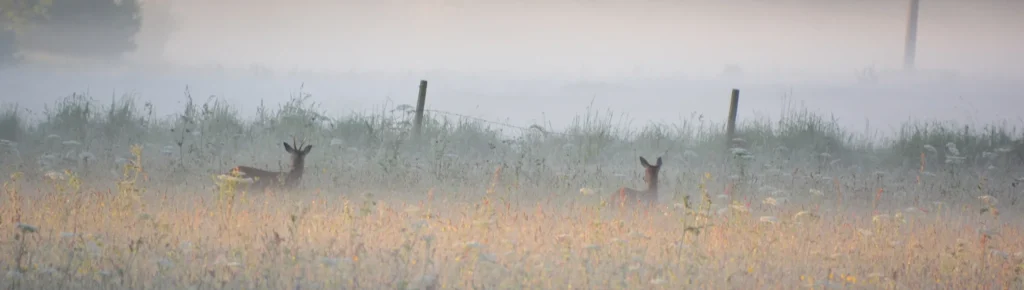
[1,92,1023,289]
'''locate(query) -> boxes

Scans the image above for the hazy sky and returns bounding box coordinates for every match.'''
[156,0,1024,78]
[5,0,1023,138]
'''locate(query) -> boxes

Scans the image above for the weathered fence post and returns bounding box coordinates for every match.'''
[413,80,428,139]
[726,89,740,147]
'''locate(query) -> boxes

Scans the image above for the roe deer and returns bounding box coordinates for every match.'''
[611,156,662,207]
[217,137,313,192]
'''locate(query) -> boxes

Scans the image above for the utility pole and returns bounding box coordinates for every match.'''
[904,0,920,71]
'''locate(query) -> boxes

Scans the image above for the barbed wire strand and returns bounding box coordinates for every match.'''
[423,109,567,137]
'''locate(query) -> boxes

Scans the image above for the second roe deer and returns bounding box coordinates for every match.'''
[611,156,662,207]
[217,137,313,192]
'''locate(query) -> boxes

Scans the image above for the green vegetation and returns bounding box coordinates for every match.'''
[0,91,1021,289]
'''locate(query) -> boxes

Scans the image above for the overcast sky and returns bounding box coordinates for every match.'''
[4,0,1023,136]
[157,0,1024,78]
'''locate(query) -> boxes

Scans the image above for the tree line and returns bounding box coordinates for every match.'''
[1,0,143,66]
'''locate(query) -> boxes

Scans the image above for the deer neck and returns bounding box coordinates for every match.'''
[286,158,305,184]
[645,177,659,193]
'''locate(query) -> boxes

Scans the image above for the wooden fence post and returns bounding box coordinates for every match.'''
[413,80,428,139]
[726,89,740,147]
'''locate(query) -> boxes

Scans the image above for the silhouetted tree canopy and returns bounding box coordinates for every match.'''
[3,0,141,61]
[1,0,52,65]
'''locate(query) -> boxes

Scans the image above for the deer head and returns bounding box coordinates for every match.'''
[639,156,662,192]
[282,136,313,186]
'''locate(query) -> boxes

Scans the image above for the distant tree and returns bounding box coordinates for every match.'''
[0,28,15,66]
[15,0,142,59]
[0,0,53,66]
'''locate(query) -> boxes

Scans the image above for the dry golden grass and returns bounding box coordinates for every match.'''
[2,177,1023,290]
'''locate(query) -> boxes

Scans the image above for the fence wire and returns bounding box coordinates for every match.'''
[423,109,565,137]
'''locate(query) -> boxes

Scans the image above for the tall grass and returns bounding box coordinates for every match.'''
[1,91,1022,289]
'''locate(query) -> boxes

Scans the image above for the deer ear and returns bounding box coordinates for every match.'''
[302,145,313,154]
[283,142,295,153]
[639,157,651,167]
[655,157,663,167]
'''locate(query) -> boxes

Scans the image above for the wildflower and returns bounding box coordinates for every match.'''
[472,219,493,227]
[904,207,925,215]
[872,214,891,223]
[857,228,873,236]
[579,187,596,195]
[716,207,730,216]
[978,195,998,206]
[161,145,175,157]
[330,138,344,146]
[45,170,65,181]
[809,189,824,196]
[946,142,959,156]
[213,255,240,267]
[945,156,966,165]
[793,211,820,222]
[923,144,937,154]
[759,216,779,223]
[730,147,750,157]
[464,241,482,249]
[730,204,750,213]
[650,278,667,285]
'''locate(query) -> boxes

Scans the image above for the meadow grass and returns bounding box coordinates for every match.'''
[0,91,1022,289]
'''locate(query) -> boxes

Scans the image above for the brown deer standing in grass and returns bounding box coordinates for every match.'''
[217,137,313,192]
[611,156,662,207]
